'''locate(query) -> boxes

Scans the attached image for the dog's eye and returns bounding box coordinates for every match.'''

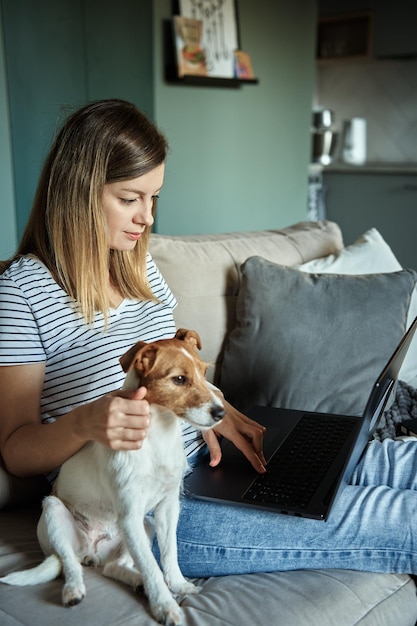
[172,375,187,386]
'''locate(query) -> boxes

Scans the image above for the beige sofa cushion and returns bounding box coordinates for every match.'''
[150,221,343,382]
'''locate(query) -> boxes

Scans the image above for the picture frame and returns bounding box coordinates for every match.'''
[173,16,208,78]
[178,0,239,79]
[165,0,258,87]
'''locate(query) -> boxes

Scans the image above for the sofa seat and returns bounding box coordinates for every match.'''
[0,508,416,626]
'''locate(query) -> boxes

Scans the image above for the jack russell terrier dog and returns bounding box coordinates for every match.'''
[0,329,225,626]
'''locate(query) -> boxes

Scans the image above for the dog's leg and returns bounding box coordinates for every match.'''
[118,502,183,626]
[103,516,157,591]
[103,558,143,591]
[41,496,86,607]
[154,494,201,597]
[103,549,144,591]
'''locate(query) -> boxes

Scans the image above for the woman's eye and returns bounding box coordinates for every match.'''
[121,198,137,205]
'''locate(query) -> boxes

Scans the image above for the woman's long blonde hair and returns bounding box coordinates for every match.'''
[1,99,168,325]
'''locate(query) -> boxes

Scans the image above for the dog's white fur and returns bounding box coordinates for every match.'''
[0,329,224,626]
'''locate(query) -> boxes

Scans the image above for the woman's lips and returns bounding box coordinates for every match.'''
[125,232,142,241]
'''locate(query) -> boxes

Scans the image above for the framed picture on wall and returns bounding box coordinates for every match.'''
[173,16,208,77]
[178,0,239,78]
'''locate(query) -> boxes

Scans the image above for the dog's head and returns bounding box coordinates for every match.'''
[120,329,224,430]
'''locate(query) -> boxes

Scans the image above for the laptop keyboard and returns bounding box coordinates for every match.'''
[243,413,357,511]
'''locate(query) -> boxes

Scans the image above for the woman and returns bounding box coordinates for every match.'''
[1,99,417,578]
[0,99,265,485]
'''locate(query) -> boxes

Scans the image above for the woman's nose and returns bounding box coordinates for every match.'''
[133,199,154,227]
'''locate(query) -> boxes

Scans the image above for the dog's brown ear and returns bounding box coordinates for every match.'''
[119,341,148,372]
[175,328,202,351]
[137,345,159,375]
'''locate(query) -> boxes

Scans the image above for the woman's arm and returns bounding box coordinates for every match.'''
[0,363,151,478]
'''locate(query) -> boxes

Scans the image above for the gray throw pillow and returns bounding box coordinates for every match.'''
[219,257,417,416]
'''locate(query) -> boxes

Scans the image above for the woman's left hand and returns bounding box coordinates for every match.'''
[203,398,267,473]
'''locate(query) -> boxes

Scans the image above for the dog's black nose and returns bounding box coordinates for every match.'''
[211,406,225,422]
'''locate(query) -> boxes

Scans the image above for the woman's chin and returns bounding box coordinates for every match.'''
[110,239,139,252]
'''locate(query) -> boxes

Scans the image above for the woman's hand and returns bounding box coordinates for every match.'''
[74,386,151,451]
[203,398,267,473]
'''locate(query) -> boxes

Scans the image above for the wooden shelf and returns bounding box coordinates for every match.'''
[165,74,259,88]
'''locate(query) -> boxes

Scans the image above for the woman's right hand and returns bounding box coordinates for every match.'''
[75,386,151,451]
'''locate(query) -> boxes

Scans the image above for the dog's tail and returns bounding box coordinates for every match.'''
[0,554,62,586]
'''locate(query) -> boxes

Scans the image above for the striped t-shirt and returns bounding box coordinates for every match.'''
[0,255,205,468]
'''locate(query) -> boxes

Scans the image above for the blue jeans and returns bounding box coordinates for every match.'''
[173,438,417,578]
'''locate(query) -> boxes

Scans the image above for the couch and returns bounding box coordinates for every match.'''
[1,220,417,626]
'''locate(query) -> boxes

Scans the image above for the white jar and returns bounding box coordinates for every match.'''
[341,118,367,165]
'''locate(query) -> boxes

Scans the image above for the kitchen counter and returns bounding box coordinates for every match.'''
[324,161,417,175]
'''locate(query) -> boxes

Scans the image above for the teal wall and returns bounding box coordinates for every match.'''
[154,0,316,234]
[0,4,16,258]
[1,0,153,247]
[1,0,316,252]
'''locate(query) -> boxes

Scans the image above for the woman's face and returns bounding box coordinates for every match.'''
[102,163,165,250]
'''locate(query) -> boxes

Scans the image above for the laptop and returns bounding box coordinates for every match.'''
[184,317,417,521]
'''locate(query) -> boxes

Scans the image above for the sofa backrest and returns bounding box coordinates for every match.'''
[150,220,343,383]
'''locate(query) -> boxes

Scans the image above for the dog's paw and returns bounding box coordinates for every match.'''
[132,573,144,593]
[62,581,86,607]
[170,579,201,596]
[152,599,183,626]
[81,554,100,567]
